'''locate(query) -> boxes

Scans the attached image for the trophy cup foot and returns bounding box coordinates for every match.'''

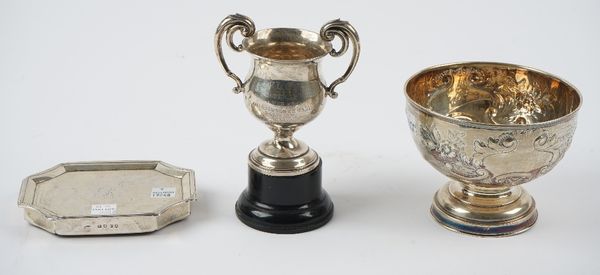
[430,181,538,237]
[235,161,334,234]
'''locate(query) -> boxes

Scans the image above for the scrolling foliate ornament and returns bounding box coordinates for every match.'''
[534,125,576,175]
[418,124,491,181]
[427,66,561,125]
[488,70,559,125]
[416,123,541,184]
[415,121,576,186]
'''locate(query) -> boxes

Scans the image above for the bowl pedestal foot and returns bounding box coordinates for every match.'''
[431,181,538,237]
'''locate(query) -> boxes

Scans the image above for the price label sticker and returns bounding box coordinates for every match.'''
[91,204,117,215]
[151,187,176,198]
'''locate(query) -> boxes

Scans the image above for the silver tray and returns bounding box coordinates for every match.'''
[18,161,196,235]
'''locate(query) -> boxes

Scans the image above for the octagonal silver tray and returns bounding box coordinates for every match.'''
[17,161,196,236]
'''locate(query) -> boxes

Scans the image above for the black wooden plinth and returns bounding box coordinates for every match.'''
[235,161,334,234]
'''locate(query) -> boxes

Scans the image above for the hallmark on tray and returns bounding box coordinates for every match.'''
[97,223,119,229]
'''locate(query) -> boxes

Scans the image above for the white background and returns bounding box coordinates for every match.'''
[1,0,599,274]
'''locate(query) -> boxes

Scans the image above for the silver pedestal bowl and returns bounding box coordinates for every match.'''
[405,62,581,237]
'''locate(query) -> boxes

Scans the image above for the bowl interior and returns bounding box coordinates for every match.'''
[406,63,581,125]
[243,28,332,61]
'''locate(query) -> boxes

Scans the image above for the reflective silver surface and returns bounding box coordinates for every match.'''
[215,14,360,176]
[405,62,581,236]
[17,161,196,235]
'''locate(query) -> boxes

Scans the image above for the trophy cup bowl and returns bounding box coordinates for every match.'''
[405,62,581,236]
[215,14,360,233]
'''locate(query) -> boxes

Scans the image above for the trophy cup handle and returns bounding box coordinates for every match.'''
[320,19,361,99]
[215,14,256,94]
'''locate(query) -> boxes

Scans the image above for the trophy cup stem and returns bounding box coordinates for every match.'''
[430,181,538,237]
[271,126,299,150]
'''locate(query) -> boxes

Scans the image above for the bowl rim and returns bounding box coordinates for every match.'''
[404,61,582,129]
[242,27,333,63]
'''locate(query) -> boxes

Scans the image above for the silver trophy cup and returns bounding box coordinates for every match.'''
[215,14,360,233]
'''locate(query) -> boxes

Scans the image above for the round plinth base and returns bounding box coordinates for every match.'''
[235,162,334,234]
[431,181,538,237]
